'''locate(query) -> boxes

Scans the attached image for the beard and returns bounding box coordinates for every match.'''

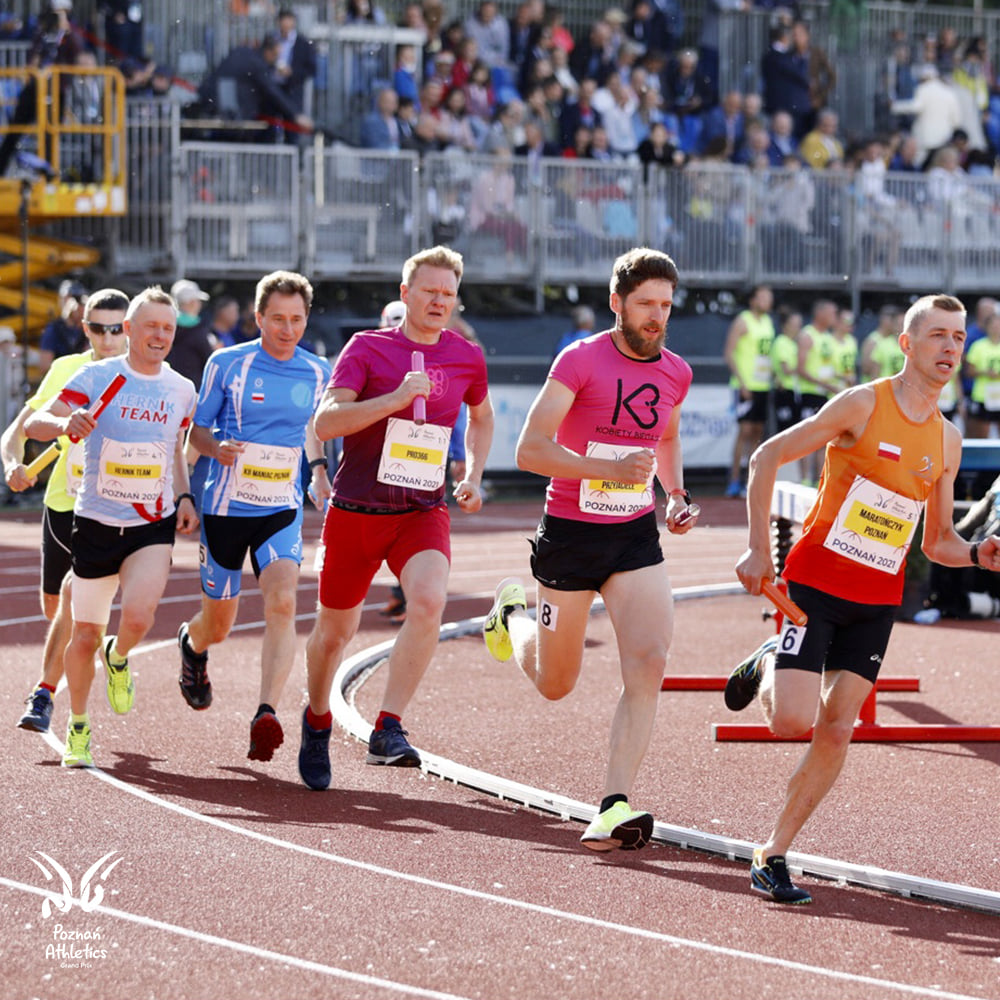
[618,309,666,358]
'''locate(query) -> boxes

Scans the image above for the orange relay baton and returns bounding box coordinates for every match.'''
[761,579,808,627]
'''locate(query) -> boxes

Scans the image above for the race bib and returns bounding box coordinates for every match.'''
[938,378,957,411]
[65,439,85,497]
[579,441,655,517]
[983,381,1000,410]
[753,353,772,383]
[377,417,450,491]
[233,441,300,507]
[822,475,923,575]
[97,437,168,505]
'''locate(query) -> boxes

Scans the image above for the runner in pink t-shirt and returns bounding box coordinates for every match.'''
[545,330,692,522]
[483,248,697,854]
[298,245,494,788]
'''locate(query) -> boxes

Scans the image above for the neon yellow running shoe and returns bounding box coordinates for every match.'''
[580,800,654,852]
[102,635,134,715]
[483,576,527,662]
[62,721,93,768]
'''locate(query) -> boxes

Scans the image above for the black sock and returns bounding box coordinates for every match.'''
[182,630,207,661]
[254,703,276,720]
[600,794,628,813]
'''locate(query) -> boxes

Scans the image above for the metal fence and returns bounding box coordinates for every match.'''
[304,141,421,278]
[33,100,1000,302]
[173,140,301,276]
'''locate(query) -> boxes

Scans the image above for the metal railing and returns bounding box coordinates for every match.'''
[173,139,301,276]
[32,101,1000,304]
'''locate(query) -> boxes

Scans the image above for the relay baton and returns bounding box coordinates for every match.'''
[411,351,426,425]
[762,579,808,627]
[69,372,126,443]
[24,441,62,478]
[24,373,126,479]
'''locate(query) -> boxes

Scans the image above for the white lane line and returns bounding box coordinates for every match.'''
[29,654,989,995]
[334,609,1000,917]
[0,878,473,1000]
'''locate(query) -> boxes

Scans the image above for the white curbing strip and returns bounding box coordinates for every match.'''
[332,582,1000,915]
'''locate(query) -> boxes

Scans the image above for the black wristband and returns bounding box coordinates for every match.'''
[308,457,327,470]
[971,542,980,567]
[669,488,692,505]
[175,492,195,506]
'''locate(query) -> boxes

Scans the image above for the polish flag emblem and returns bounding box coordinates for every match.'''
[251,392,265,403]
[878,441,902,461]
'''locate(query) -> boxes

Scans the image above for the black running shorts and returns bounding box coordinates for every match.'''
[734,388,769,424]
[41,506,74,595]
[530,510,663,592]
[774,581,896,684]
[71,513,177,579]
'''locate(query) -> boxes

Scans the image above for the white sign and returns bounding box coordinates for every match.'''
[487,383,736,473]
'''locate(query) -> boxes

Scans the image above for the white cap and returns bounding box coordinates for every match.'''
[51,0,72,10]
[171,279,210,305]
[380,300,406,327]
[0,326,15,344]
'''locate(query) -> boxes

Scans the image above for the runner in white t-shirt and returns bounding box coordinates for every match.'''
[24,287,199,768]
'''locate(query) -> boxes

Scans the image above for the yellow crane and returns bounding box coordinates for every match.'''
[0,65,127,342]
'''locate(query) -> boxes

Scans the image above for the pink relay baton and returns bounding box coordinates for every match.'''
[762,579,808,627]
[68,372,128,443]
[411,351,426,425]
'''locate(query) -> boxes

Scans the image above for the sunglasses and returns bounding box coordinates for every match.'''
[87,322,125,335]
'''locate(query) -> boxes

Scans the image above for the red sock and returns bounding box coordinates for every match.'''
[306,707,332,730]
[375,711,401,731]
[39,682,56,694]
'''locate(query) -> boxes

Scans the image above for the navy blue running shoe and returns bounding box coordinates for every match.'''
[366,718,421,767]
[17,686,54,733]
[298,708,332,790]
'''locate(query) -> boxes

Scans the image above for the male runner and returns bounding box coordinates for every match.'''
[298,245,493,790]
[24,286,198,767]
[3,289,130,732]
[177,270,331,762]
[483,247,695,852]
[725,294,1000,903]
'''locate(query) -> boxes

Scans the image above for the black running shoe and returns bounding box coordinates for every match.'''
[178,622,212,710]
[724,634,778,711]
[366,718,421,767]
[750,850,813,904]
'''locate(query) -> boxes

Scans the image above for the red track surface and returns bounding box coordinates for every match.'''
[2,497,998,1000]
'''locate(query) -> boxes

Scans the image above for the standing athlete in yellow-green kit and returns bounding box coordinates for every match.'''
[724,285,774,498]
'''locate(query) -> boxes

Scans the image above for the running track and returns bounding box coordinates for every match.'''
[2,498,998,1000]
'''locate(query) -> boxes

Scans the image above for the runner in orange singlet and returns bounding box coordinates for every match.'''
[725,293,1000,904]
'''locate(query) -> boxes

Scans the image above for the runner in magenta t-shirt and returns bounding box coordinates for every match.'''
[330,325,488,512]
[297,246,494,789]
[482,248,697,854]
